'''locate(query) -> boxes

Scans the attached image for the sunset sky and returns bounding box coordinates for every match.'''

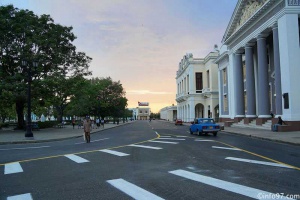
[1,0,238,113]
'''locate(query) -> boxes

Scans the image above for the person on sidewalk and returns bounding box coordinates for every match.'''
[273,116,287,132]
[101,119,105,129]
[96,118,100,129]
[72,118,76,129]
[277,116,287,125]
[83,116,92,143]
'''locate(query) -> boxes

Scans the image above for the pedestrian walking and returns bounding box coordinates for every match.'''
[96,118,100,129]
[83,116,92,143]
[91,120,95,129]
[72,118,76,129]
[101,119,105,129]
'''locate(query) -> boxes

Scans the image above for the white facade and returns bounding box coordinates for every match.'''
[175,52,219,122]
[215,0,300,130]
[128,107,150,120]
[160,106,177,121]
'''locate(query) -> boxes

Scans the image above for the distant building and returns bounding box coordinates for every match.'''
[215,0,300,131]
[137,107,150,120]
[160,106,177,121]
[175,52,219,122]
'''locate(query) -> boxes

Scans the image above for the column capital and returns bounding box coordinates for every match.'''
[272,22,278,30]
[245,42,255,48]
[256,33,268,40]
[234,50,244,55]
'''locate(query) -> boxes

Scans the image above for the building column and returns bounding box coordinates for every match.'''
[257,34,270,118]
[234,52,245,117]
[245,44,256,117]
[190,100,195,120]
[272,23,282,115]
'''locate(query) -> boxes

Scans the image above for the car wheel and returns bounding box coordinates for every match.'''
[197,130,202,136]
[213,132,217,136]
[190,129,193,135]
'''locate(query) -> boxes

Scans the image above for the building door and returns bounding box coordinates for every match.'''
[195,103,204,118]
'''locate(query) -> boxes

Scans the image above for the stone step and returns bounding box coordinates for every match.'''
[231,124,270,130]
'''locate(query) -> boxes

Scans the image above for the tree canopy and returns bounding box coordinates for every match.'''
[0,5,129,127]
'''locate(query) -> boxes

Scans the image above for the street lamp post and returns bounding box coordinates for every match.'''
[22,60,38,138]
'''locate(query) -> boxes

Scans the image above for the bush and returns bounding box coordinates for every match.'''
[37,121,59,129]
[0,123,9,128]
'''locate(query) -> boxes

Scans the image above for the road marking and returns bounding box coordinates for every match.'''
[128,144,162,150]
[64,154,89,163]
[212,146,241,151]
[195,139,214,142]
[99,149,130,157]
[225,157,293,169]
[159,136,171,137]
[149,141,178,144]
[5,162,23,174]
[169,169,294,200]
[157,138,185,141]
[107,178,165,200]
[176,136,188,138]
[75,138,109,145]
[0,146,50,151]
[7,193,33,200]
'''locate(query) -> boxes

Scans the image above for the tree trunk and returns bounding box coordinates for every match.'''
[16,98,25,130]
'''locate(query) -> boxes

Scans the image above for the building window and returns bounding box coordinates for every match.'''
[223,95,228,112]
[298,17,300,46]
[195,72,203,93]
[223,69,227,85]
[244,92,247,113]
[207,70,210,88]
[243,63,246,80]
[187,75,189,93]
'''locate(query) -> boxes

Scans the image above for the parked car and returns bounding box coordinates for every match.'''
[175,119,183,125]
[189,118,220,136]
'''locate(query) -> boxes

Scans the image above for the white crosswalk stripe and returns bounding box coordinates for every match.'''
[5,162,23,175]
[195,139,214,142]
[7,193,33,200]
[212,146,241,151]
[225,157,293,169]
[169,169,295,200]
[99,149,130,156]
[149,141,178,144]
[128,144,162,150]
[64,154,89,163]
[107,178,165,200]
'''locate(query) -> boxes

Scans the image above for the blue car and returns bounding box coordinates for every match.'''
[189,118,220,136]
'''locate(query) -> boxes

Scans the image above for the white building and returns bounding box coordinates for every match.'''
[175,52,219,122]
[215,0,300,131]
[160,105,177,121]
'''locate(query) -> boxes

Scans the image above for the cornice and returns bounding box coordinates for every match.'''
[214,51,229,64]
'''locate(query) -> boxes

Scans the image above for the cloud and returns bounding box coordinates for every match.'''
[127,90,174,95]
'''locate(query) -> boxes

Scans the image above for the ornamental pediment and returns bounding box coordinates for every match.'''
[234,0,268,32]
[222,0,270,43]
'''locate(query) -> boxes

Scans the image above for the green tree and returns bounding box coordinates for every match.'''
[0,5,92,129]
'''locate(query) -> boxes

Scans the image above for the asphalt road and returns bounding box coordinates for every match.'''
[1,120,300,200]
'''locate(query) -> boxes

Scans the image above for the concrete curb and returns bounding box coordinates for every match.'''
[221,130,300,146]
[0,122,133,145]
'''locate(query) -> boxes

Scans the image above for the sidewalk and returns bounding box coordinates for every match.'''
[176,121,300,146]
[0,122,129,145]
